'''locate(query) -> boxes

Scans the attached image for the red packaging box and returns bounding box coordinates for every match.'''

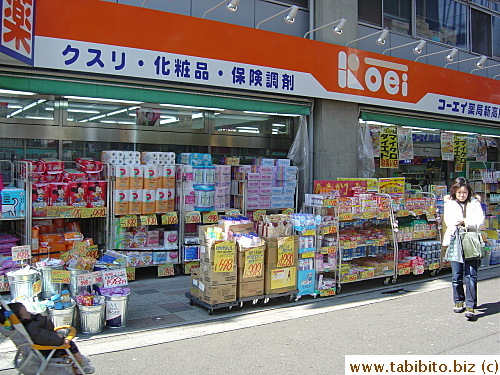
[63,169,87,182]
[76,158,103,172]
[49,183,69,206]
[41,158,64,173]
[87,181,107,207]
[68,181,88,207]
[32,183,50,216]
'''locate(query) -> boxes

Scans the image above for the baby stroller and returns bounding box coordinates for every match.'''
[0,298,86,375]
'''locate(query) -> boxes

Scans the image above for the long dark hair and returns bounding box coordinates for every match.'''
[449,177,473,203]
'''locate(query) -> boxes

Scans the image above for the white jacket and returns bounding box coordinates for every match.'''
[442,197,484,246]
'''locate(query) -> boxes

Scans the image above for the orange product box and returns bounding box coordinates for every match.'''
[40,233,65,244]
[115,165,131,190]
[142,189,156,214]
[64,221,81,232]
[130,165,144,189]
[129,189,143,214]
[50,243,67,253]
[156,189,173,213]
[114,190,130,215]
[160,165,176,189]
[143,165,159,190]
[64,232,84,242]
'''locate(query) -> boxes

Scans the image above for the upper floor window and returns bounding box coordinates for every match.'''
[471,8,492,56]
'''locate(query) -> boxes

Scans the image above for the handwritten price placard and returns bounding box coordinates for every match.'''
[126,267,136,281]
[92,271,104,285]
[91,207,107,217]
[70,207,82,218]
[103,268,128,288]
[12,245,31,261]
[203,211,219,224]
[32,280,42,295]
[213,241,236,273]
[80,208,92,218]
[140,214,158,226]
[157,263,175,277]
[252,210,266,222]
[242,246,264,278]
[277,237,295,267]
[225,209,240,216]
[161,211,178,225]
[185,211,202,224]
[120,215,138,227]
[52,270,71,284]
[282,208,294,215]
[77,272,93,287]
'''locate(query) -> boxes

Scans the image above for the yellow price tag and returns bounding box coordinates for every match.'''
[51,270,71,284]
[252,210,266,222]
[158,263,175,277]
[32,280,42,295]
[126,267,136,281]
[282,208,294,215]
[320,246,337,254]
[277,237,295,267]
[300,251,315,258]
[161,211,178,225]
[140,214,158,226]
[46,206,60,217]
[319,289,336,297]
[320,226,337,235]
[213,241,236,273]
[225,209,240,216]
[185,211,202,224]
[70,207,82,218]
[121,215,138,227]
[91,207,107,217]
[203,211,219,224]
[339,213,353,221]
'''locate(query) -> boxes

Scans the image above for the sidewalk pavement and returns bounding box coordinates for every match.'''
[0,265,498,371]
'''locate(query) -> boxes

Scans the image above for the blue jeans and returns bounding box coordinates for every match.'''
[451,259,479,309]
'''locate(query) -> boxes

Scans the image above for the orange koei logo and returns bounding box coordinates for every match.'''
[338,51,408,96]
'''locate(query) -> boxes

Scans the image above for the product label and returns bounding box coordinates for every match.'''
[213,241,235,272]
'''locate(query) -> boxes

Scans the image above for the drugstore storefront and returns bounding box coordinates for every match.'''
[0,0,499,183]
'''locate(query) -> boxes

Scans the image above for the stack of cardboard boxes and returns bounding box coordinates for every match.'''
[190,224,299,306]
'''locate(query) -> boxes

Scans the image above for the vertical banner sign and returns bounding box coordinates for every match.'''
[379,127,398,168]
[454,134,467,172]
[397,128,414,160]
[213,241,235,273]
[277,237,295,267]
[242,246,264,279]
[369,125,381,157]
[467,135,478,158]
[0,0,35,65]
[441,132,454,161]
[476,135,487,162]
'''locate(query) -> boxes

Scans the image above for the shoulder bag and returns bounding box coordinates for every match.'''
[458,202,485,259]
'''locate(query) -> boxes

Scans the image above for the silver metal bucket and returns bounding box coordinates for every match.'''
[39,265,63,299]
[66,268,92,297]
[7,270,38,300]
[77,304,105,334]
[47,301,76,328]
[105,295,129,328]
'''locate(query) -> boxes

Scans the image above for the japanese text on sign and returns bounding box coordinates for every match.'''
[140,214,157,226]
[380,127,399,168]
[277,237,295,267]
[11,245,31,261]
[185,211,201,224]
[454,134,467,172]
[0,0,35,65]
[202,211,219,224]
[243,246,264,279]
[51,270,71,284]
[77,272,93,287]
[437,97,499,120]
[158,263,175,277]
[103,268,128,288]
[161,211,178,225]
[213,241,235,273]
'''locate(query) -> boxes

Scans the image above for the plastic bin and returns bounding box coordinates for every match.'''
[77,304,105,334]
[7,269,38,300]
[39,265,63,299]
[105,295,129,328]
[47,301,76,328]
[67,268,92,297]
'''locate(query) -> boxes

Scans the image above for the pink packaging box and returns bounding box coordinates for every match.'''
[259,181,272,189]
[259,188,272,196]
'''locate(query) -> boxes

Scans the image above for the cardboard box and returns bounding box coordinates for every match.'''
[264,236,299,269]
[199,282,237,305]
[264,266,297,294]
[355,257,395,276]
[237,280,265,299]
[200,263,237,286]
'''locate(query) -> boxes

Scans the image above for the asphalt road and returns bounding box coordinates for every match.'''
[1,269,498,374]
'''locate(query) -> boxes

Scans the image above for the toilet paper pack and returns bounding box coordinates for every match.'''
[114,190,130,215]
[115,165,131,189]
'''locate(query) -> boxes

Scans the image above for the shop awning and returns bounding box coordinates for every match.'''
[0,73,311,116]
[361,112,500,136]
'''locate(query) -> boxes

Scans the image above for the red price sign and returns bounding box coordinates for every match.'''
[203,211,219,224]
[12,245,31,261]
[185,211,201,224]
[103,268,128,288]
[91,207,107,217]
[161,211,178,225]
[77,273,93,287]
[243,262,262,278]
[277,237,295,267]
[91,271,104,285]
[213,241,236,273]
[158,263,175,277]
[140,214,158,226]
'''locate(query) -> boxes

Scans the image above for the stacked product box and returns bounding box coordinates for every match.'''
[214,165,231,211]
[263,235,299,295]
[103,151,176,215]
[26,158,107,217]
[192,224,237,305]
[176,154,214,212]
[1,187,26,218]
[291,213,317,296]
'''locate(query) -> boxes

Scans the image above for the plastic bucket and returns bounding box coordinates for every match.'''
[39,265,63,299]
[77,304,105,334]
[105,295,129,328]
[67,268,92,297]
[7,270,38,300]
[47,301,76,328]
